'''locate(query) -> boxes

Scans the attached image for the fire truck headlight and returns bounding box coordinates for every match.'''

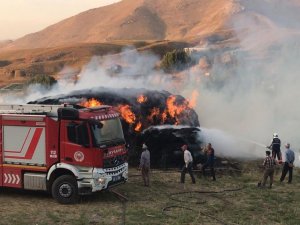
[96,177,106,185]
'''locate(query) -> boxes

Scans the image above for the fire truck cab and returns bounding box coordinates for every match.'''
[0,104,128,204]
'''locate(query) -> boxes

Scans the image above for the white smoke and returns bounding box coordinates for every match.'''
[1,48,170,104]
[1,0,300,166]
[192,0,300,166]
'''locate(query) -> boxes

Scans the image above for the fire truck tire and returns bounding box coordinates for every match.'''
[51,175,79,204]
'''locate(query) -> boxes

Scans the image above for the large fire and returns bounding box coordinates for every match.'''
[117,105,136,124]
[81,99,137,125]
[80,90,198,132]
[81,98,102,107]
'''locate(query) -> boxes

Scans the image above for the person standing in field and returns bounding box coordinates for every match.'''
[139,143,150,187]
[180,144,196,184]
[202,143,216,181]
[280,143,295,184]
[258,150,276,188]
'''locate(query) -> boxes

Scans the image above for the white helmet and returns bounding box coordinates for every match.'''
[273,133,278,138]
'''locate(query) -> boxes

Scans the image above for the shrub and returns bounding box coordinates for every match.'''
[26,74,57,89]
[160,49,192,72]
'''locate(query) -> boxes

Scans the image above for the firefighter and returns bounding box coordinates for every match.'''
[139,143,150,187]
[267,133,282,162]
[180,144,196,184]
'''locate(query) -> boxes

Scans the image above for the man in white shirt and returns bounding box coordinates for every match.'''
[180,144,196,184]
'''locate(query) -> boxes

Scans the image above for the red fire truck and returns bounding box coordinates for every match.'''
[0,104,128,203]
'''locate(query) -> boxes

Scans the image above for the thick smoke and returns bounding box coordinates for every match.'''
[2,0,300,165]
[193,0,300,165]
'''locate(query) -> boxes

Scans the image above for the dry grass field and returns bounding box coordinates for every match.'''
[0,162,299,225]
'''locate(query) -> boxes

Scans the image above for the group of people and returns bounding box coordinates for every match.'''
[139,132,296,188]
[180,143,216,184]
[259,133,295,188]
[139,142,216,187]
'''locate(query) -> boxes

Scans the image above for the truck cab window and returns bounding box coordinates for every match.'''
[67,122,89,146]
[90,118,125,147]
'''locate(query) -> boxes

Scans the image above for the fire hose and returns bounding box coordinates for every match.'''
[162,205,230,225]
[162,186,244,225]
[109,189,128,225]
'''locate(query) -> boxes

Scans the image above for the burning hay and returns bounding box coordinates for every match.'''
[29,87,201,167]
[30,87,200,130]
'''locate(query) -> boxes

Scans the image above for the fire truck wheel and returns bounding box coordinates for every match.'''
[52,175,79,204]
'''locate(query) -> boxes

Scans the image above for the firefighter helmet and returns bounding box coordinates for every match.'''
[273,133,278,138]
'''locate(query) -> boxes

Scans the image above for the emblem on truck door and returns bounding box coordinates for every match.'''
[74,151,84,162]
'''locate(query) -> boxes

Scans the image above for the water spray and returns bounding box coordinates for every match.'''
[238,138,268,149]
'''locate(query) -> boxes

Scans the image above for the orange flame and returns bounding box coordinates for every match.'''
[161,111,167,123]
[137,95,147,104]
[147,107,160,122]
[188,90,199,108]
[134,122,142,132]
[80,93,195,132]
[166,95,187,118]
[81,98,102,108]
[118,105,136,124]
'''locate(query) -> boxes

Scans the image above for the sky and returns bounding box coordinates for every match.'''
[0,0,121,40]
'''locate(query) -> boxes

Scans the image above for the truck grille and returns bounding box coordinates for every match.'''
[104,164,126,176]
[103,154,126,168]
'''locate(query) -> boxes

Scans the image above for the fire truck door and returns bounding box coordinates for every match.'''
[0,125,2,186]
[60,121,93,166]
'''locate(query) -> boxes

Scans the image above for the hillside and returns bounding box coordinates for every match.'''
[1,0,300,87]
[0,40,189,86]
[1,0,238,50]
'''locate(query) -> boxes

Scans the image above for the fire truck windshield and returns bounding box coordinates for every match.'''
[90,118,125,146]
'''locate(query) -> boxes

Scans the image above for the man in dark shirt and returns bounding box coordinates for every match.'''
[202,143,216,181]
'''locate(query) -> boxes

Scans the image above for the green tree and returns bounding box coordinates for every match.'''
[160,49,192,72]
